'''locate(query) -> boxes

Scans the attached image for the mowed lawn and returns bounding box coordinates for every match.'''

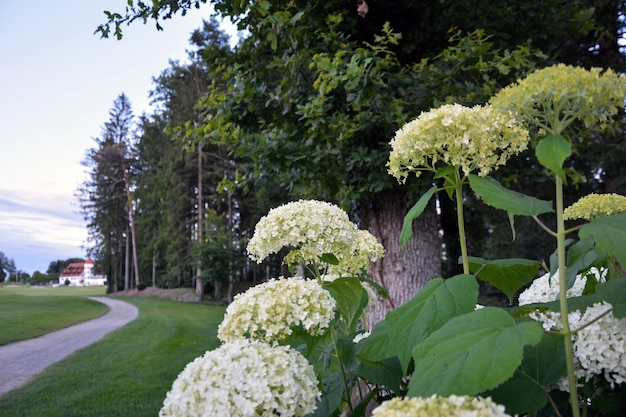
[0,292,225,417]
[0,285,109,345]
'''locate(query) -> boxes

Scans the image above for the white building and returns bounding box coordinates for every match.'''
[59,258,107,286]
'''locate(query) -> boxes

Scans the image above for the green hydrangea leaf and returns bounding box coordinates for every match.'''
[468,257,540,304]
[323,277,368,329]
[535,135,571,182]
[400,185,438,248]
[596,278,626,318]
[356,320,390,361]
[565,236,605,290]
[359,275,478,372]
[487,333,567,414]
[313,373,344,417]
[579,213,626,268]
[469,174,553,216]
[408,307,543,397]
[356,356,403,393]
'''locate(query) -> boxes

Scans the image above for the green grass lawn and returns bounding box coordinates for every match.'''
[0,296,225,417]
[0,285,109,345]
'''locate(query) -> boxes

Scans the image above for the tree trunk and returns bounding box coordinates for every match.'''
[196,144,205,297]
[124,228,130,291]
[361,188,441,328]
[120,158,140,288]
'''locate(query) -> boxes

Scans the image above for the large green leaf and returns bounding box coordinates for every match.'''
[469,174,553,216]
[400,185,438,248]
[358,274,478,372]
[535,135,571,182]
[596,278,626,318]
[487,333,567,414]
[356,356,403,393]
[323,277,368,329]
[356,320,390,362]
[579,213,626,268]
[407,307,543,397]
[468,257,540,304]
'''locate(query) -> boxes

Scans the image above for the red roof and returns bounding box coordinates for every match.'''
[60,263,85,277]
[86,257,94,264]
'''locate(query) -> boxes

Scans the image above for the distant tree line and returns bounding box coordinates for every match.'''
[85,1,625,309]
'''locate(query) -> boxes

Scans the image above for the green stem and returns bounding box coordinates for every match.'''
[331,327,353,412]
[454,170,470,275]
[555,176,580,417]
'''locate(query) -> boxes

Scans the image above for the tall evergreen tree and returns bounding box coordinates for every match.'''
[78,93,138,292]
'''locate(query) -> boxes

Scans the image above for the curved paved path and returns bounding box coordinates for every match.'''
[0,297,138,397]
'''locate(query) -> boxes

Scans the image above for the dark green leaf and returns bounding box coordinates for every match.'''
[360,274,478,372]
[469,174,553,216]
[487,333,566,414]
[356,320,390,362]
[400,186,438,248]
[313,373,344,417]
[596,278,626,318]
[579,213,626,268]
[323,277,368,329]
[468,257,540,304]
[535,135,571,182]
[321,252,340,265]
[565,237,605,290]
[408,307,543,397]
[356,357,403,393]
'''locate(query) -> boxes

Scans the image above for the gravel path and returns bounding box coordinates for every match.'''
[0,297,138,397]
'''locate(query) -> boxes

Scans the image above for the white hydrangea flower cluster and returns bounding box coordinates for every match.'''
[387,103,529,183]
[518,268,626,388]
[371,395,512,417]
[564,193,626,220]
[217,276,336,344]
[530,302,626,389]
[159,340,320,417]
[247,200,384,273]
[327,229,385,276]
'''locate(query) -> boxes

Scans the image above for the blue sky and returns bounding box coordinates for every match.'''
[0,1,233,275]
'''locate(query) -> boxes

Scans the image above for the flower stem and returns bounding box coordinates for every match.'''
[555,175,580,417]
[331,327,353,412]
[454,170,470,274]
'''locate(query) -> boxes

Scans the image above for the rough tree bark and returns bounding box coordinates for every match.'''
[361,188,441,328]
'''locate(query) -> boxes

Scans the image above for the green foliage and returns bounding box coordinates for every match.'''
[323,278,368,329]
[469,174,554,217]
[535,135,572,183]
[596,278,626,318]
[468,257,540,304]
[359,274,478,372]
[579,213,626,268]
[399,186,438,248]
[408,308,543,397]
[487,333,568,414]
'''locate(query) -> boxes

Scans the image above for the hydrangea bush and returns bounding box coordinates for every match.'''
[160,64,626,417]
